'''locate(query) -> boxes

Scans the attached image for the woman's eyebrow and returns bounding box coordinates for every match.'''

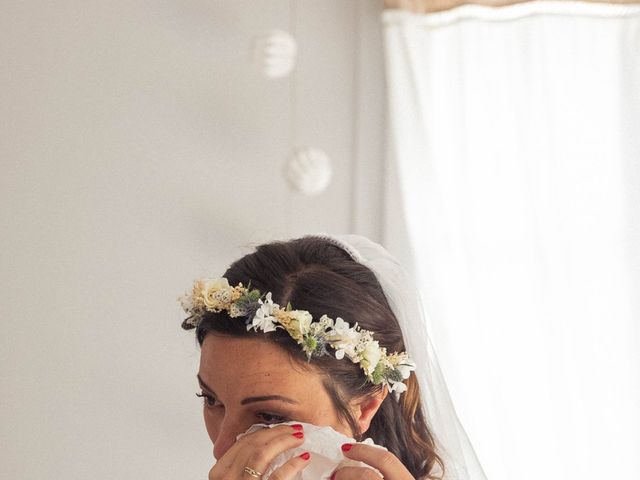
[240,395,299,405]
[196,374,299,405]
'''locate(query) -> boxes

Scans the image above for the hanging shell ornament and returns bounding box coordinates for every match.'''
[250,30,298,79]
[284,147,333,196]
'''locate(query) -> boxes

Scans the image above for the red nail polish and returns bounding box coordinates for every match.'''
[291,424,303,431]
[292,431,304,439]
[341,443,353,452]
[299,452,310,460]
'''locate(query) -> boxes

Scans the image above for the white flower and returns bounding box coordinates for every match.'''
[387,353,416,379]
[331,317,352,335]
[318,314,334,329]
[395,359,417,379]
[359,340,382,375]
[389,379,408,400]
[201,278,232,310]
[309,314,334,336]
[284,310,312,341]
[202,277,230,291]
[249,293,279,333]
[326,317,360,361]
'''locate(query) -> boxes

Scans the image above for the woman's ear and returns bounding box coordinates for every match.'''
[350,388,388,435]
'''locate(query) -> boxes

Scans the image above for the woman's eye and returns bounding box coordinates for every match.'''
[195,392,222,408]
[256,412,288,425]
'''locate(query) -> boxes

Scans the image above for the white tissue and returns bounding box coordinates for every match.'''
[236,421,386,480]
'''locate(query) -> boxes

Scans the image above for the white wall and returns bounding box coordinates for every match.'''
[0,1,385,478]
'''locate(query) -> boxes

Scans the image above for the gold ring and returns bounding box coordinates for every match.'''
[243,466,263,478]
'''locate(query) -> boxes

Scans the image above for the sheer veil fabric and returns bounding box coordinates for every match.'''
[316,234,487,480]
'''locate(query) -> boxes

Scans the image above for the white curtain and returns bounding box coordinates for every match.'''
[382,3,640,480]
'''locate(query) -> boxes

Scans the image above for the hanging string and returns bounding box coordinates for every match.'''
[285,0,298,235]
[289,0,298,150]
[349,1,360,233]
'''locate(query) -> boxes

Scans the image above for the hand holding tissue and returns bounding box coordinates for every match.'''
[236,421,387,479]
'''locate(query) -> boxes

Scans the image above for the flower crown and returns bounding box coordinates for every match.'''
[179,277,416,397]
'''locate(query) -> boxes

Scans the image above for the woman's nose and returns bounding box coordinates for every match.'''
[212,417,246,460]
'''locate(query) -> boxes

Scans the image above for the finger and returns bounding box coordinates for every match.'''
[331,466,383,480]
[235,423,304,450]
[340,443,413,480]
[210,424,304,478]
[222,423,303,464]
[235,425,306,476]
[268,452,312,480]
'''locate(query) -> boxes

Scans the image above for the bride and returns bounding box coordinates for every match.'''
[180,234,487,480]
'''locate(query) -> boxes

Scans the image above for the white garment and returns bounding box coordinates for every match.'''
[237,422,385,480]
[318,234,487,480]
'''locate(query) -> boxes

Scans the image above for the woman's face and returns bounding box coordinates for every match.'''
[197,334,353,459]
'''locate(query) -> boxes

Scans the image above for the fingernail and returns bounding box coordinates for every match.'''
[330,473,336,480]
[291,424,303,431]
[292,431,304,439]
[299,452,310,460]
[341,443,353,452]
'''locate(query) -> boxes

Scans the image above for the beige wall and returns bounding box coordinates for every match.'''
[0,1,385,478]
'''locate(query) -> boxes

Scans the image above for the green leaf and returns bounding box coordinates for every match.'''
[371,362,389,385]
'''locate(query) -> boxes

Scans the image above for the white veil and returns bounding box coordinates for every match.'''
[315,234,487,480]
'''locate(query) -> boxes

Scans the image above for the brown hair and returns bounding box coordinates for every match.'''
[193,236,444,479]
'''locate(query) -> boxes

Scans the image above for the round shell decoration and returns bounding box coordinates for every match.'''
[284,147,333,196]
[250,30,298,79]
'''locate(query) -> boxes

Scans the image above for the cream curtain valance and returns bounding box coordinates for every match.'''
[385,0,639,14]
